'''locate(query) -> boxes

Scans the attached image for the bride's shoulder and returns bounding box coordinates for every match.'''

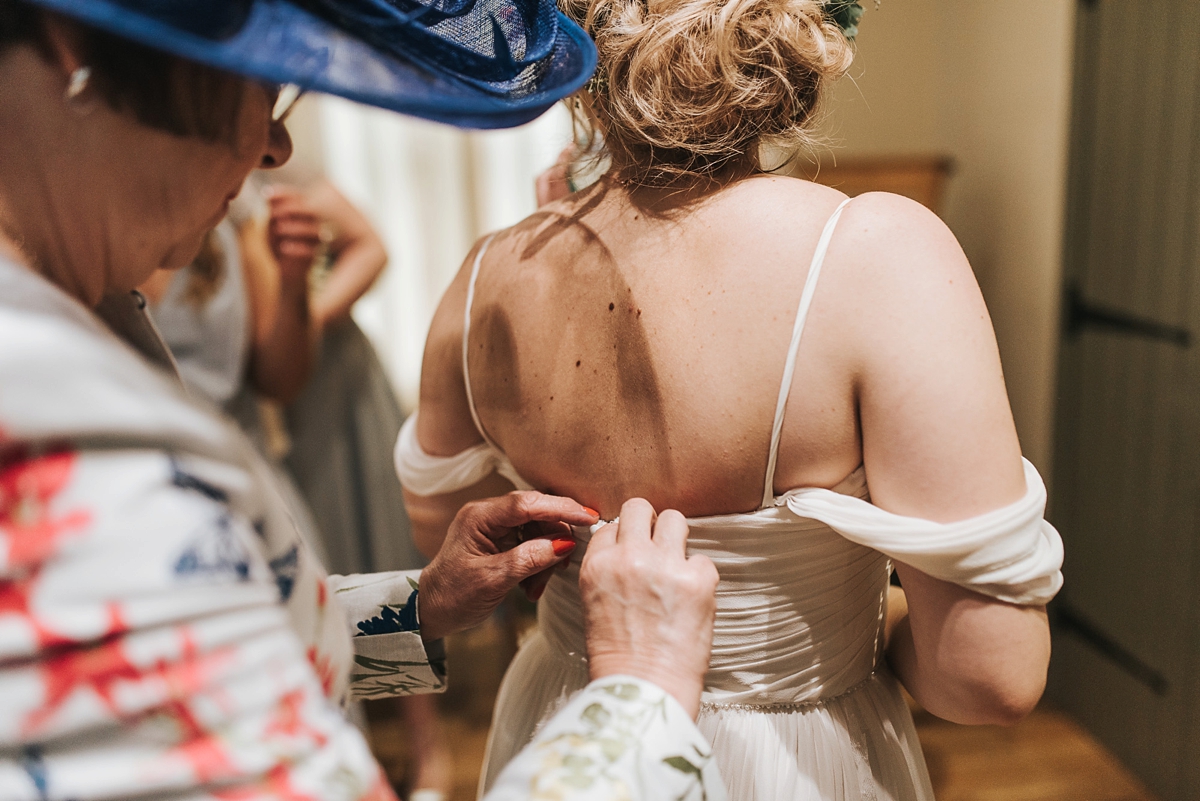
[838,189,952,239]
[817,191,990,356]
[730,178,950,246]
[724,177,950,245]
[830,191,975,290]
[705,178,967,279]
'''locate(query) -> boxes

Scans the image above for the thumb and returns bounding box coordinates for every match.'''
[501,538,573,585]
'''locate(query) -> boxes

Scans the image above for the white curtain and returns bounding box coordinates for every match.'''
[314,96,574,411]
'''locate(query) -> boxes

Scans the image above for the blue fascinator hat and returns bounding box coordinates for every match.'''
[23,0,597,128]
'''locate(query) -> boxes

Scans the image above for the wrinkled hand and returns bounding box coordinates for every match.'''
[580,499,719,719]
[266,187,324,281]
[534,145,576,207]
[418,492,599,642]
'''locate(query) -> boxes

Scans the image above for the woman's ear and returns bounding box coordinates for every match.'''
[30,13,102,117]
[0,9,94,113]
[39,11,88,87]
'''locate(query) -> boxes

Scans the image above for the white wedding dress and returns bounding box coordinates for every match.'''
[396,199,1065,800]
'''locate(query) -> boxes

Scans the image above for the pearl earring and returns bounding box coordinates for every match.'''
[64,66,94,111]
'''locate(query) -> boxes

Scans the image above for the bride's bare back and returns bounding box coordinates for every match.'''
[416,173,1023,521]
[466,176,858,515]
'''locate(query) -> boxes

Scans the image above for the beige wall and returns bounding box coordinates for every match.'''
[821,0,1076,473]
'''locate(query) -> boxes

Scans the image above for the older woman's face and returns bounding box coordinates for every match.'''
[119,81,293,280]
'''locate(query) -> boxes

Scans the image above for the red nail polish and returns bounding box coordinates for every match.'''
[552,538,576,557]
[583,507,599,518]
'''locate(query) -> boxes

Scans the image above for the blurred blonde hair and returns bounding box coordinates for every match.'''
[564,0,854,187]
[181,228,226,308]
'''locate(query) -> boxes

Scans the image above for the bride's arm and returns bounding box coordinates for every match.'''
[837,193,1052,726]
[404,239,516,558]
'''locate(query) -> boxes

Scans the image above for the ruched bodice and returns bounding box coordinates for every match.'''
[540,468,889,708]
[476,466,945,800]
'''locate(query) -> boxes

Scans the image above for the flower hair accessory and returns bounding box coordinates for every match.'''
[824,0,876,40]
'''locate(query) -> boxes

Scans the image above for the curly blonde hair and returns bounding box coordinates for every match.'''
[564,0,854,186]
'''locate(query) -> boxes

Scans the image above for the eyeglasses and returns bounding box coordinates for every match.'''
[272,83,306,123]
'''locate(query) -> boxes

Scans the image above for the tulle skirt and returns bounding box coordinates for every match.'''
[480,629,935,801]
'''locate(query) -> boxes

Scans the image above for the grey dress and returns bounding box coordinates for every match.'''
[285,317,424,576]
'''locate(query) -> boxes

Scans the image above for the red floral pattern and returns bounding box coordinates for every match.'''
[0,449,101,657]
[0,447,91,571]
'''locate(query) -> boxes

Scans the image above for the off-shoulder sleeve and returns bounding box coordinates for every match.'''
[784,458,1064,605]
[394,412,532,495]
[484,676,726,801]
[326,570,447,699]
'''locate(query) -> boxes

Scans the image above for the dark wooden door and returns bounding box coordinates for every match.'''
[1048,2,1200,798]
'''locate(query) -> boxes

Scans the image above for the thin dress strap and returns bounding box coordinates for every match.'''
[761,198,853,508]
[462,234,500,450]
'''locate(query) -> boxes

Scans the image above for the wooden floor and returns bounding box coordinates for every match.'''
[367,615,1158,801]
[913,706,1156,801]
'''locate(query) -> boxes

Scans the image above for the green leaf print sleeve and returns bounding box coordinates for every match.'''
[485,676,727,801]
[326,570,447,699]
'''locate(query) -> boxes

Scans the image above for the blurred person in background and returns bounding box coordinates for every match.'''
[274,180,455,800]
[0,0,727,799]
[272,181,427,597]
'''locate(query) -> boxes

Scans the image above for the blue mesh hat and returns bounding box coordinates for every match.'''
[22,0,597,128]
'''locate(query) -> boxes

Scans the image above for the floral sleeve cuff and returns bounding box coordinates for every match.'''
[486,676,726,801]
[326,570,447,699]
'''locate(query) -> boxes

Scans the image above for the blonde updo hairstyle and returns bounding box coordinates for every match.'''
[564,0,854,187]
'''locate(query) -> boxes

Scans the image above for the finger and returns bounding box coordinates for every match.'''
[272,228,322,245]
[267,189,306,209]
[270,218,323,239]
[520,520,572,542]
[587,520,618,552]
[494,521,571,558]
[534,173,554,208]
[520,565,556,601]
[270,210,316,229]
[688,553,720,591]
[615,498,655,544]
[269,234,320,254]
[268,203,314,223]
[651,508,690,554]
[502,538,573,586]
[269,211,321,227]
[273,236,322,256]
[536,167,568,203]
[468,492,599,539]
[275,241,319,260]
